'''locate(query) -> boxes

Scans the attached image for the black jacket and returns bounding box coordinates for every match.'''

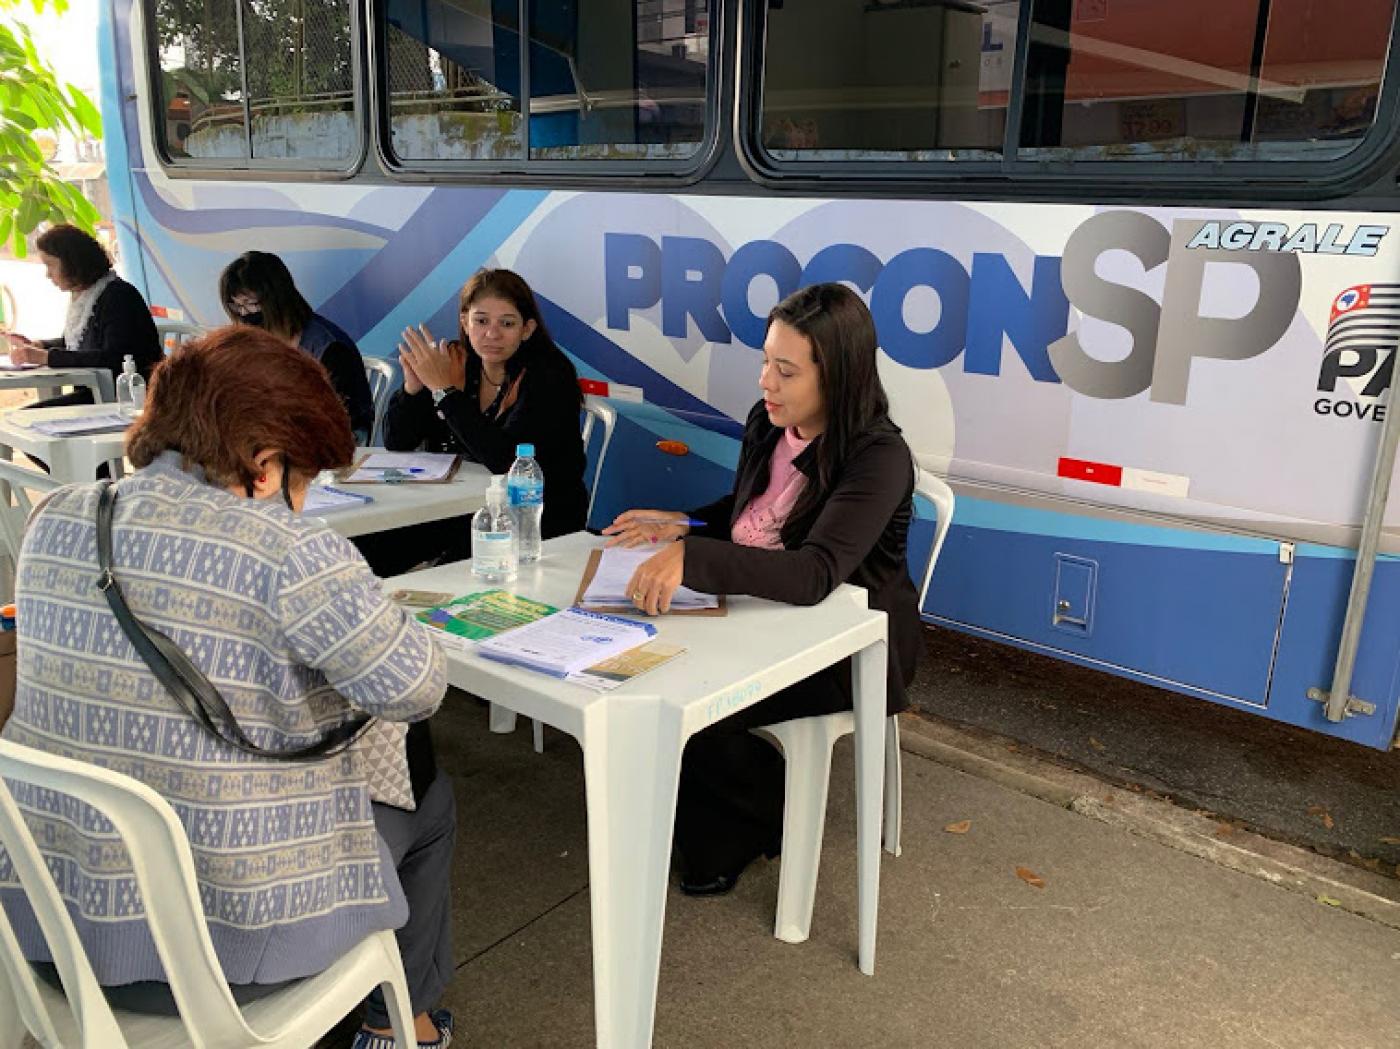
[383,363,588,539]
[41,277,161,379]
[298,313,375,439]
[682,400,920,714]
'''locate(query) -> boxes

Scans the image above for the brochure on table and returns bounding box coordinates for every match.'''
[415,588,685,687]
[477,607,656,678]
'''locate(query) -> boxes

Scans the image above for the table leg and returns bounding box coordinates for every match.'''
[581,699,686,1048]
[853,638,888,977]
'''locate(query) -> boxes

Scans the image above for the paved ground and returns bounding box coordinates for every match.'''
[319,690,1400,1049]
[908,626,1400,880]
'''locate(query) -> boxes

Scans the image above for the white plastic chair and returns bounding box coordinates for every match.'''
[490,393,618,753]
[365,358,399,447]
[580,394,617,529]
[0,738,418,1048]
[0,458,62,603]
[752,465,955,945]
[154,319,204,356]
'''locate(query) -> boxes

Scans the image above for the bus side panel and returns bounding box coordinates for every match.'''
[917,500,1289,705]
[1267,554,1400,749]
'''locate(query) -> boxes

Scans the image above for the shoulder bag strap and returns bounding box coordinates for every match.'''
[95,482,369,761]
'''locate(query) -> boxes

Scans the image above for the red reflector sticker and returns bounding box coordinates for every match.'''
[656,440,689,457]
[579,378,609,396]
[1057,457,1122,486]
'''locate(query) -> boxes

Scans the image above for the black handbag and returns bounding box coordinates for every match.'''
[94,481,369,761]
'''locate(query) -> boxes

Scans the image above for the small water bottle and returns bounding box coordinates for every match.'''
[506,442,544,563]
[115,355,145,418]
[471,476,517,584]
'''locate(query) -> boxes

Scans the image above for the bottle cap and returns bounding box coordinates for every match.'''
[515,443,535,457]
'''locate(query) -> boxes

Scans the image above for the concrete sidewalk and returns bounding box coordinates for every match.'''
[424,698,1400,1049]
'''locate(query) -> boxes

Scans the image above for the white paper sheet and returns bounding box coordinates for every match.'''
[303,484,373,515]
[581,545,719,609]
[0,356,41,371]
[345,451,457,483]
[477,607,656,678]
[27,411,129,436]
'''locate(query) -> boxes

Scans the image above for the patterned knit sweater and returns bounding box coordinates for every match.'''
[0,452,446,986]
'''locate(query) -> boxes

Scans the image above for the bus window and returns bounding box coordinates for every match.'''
[148,0,357,166]
[1018,0,1395,162]
[380,0,711,167]
[383,0,524,162]
[527,0,709,160]
[760,0,1021,162]
[242,0,356,161]
[150,0,246,160]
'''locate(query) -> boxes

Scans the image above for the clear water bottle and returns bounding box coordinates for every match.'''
[471,476,516,584]
[506,442,544,563]
[115,355,145,418]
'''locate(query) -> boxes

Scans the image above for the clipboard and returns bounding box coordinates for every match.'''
[573,547,727,617]
[338,452,462,484]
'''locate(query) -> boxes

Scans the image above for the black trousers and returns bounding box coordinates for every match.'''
[675,668,849,880]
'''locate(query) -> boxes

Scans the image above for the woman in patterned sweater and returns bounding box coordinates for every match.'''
[0,328,455,1048]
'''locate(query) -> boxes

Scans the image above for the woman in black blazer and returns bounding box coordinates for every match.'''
[356,269,588,576]
[9,224,161,404]
[604,283,920,895]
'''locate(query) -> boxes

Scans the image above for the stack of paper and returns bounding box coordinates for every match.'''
[477,607,656,678]
[303,484,373,515]
[0,356,41,371]
[581,545,719,610]
[28,411,129,436]
[346,451,457,483]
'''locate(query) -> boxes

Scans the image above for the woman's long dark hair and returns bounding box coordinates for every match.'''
[458,268,581,409]
[768,283,895,531]
[219,251,314,341]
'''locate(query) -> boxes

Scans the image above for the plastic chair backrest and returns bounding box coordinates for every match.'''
[580,394,616,528]
[913,463,955,612]
[365,357,399,446]
[0,739,262,1047]
[154,320,205,356]
[0,459,61,569]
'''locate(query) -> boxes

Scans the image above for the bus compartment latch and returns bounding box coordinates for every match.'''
[1305,688,1376,719]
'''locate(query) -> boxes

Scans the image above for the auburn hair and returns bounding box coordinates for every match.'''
[127,325,355,489]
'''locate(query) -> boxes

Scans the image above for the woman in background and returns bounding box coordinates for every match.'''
[220,250,376,440]
[8,223,161,404]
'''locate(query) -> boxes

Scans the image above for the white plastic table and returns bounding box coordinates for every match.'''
[0,404,127,483]
[311,461,492,538]
[0,364,114,403]
[387,532,889,1049]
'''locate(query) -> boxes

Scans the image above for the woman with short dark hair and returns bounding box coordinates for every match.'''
[0,327,456,1048]
[8,224,161,403]
[220,250,376,440]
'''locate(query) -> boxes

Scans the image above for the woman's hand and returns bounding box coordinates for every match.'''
[398,324,466,393]
[399,350,425,395]
[625,540,685,615]
[602,508,691,548]
[7,337,46,366]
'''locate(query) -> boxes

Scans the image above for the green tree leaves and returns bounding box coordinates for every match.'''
[0,0,102,257]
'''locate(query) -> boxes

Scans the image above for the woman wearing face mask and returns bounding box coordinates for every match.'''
[219,251,376,441]
[363,268,588,574]
[602,283,920,896]
[7,224,161,406]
